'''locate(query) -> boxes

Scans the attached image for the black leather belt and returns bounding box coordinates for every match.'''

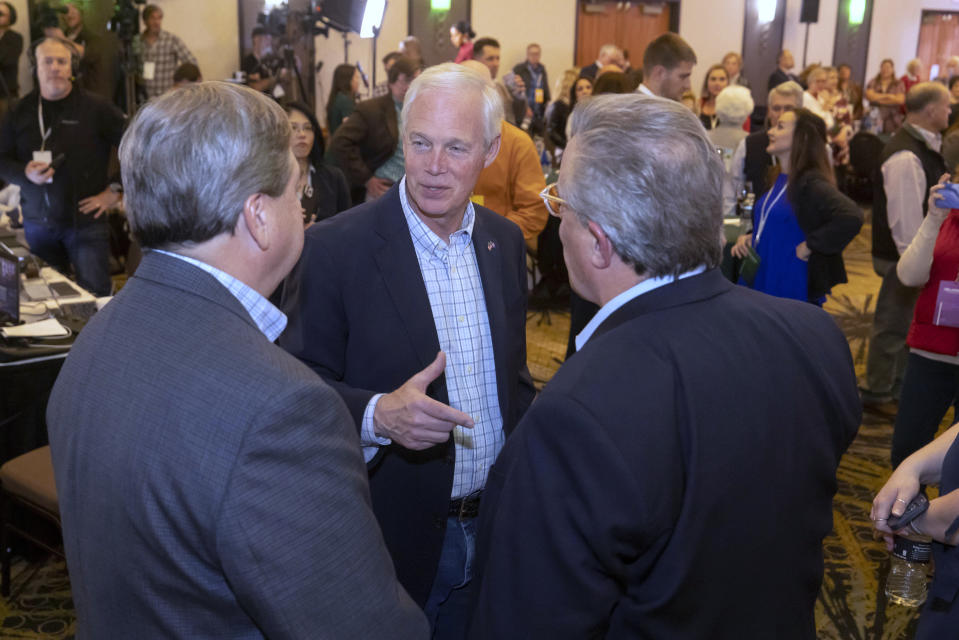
[449,492,482,520]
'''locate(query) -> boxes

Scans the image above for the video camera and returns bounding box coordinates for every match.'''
[108,0,147,43]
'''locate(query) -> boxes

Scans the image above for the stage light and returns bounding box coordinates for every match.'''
[360,0,387,38]
[849,0,866,25]
[757,0,776,24]
[431,0,452,10]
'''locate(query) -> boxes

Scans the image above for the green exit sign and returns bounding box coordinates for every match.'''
[849,0,865,25]
[431,0,452,10]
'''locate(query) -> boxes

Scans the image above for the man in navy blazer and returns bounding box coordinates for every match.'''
[280,63,534,637]
[47,82,427,639]
[470,94,861,638]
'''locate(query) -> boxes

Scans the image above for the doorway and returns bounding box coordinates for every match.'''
[918,11,959,80]
[575,1,675,70]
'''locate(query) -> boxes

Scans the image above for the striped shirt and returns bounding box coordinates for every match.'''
[361,178,504,498]
[152,250,287,342]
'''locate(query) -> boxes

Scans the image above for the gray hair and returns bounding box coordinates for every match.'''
[565,94,723,277]
[119,81,292,249]
[768,80,803,106]
[715,85,754,125]
[905,81,949,114]
[598,43,621,59]
[401,62,503,147]
[807,66,827,83]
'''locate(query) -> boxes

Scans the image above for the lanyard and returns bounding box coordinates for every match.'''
[37,100,52,151]
[754,178,787,246]
[528,65,542,88]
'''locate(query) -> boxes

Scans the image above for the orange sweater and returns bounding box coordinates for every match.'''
[473,121,548,246]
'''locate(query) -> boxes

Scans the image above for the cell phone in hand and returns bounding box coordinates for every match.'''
[888,493,929,531]
[935,183,959,210]
[50,153,66,171]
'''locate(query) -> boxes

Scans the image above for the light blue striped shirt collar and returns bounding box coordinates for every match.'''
[398,175,476,251]
[575,265,707,351]
[151,249,288,342]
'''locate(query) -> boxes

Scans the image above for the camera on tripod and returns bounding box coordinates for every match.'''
[108,0,147,44]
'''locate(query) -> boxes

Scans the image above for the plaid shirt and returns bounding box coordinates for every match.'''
[152,250,287,342]
[361,178,504,498]
[134,30,197,98]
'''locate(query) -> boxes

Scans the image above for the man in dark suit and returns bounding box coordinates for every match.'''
[327,56,417,203]
[280,63,535,638]
[471,94,861,639]
[512,43,549,136]
[47,82,427,639]
[579,43,622,82]
[768,48,801,91]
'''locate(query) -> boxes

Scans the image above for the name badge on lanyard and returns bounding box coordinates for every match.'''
[534,88,544,104]
[934,279,959,328]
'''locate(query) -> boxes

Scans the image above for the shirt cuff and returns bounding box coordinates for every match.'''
[361,393,392,448]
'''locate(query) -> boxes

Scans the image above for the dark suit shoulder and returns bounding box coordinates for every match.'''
[354,93,395,115]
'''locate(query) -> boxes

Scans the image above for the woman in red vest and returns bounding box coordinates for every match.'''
[892,176,959,469]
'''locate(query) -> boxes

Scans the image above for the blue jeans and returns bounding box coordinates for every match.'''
[423,516,476,640]
[24,220,111,297]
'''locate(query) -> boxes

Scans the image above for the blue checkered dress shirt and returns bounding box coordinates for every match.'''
[360,178,504,499]
[151,250,287,342]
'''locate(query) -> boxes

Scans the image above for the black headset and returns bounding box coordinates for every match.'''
[27,36,81,78]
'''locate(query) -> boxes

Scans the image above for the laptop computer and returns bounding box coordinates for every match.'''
[0,248,19,325]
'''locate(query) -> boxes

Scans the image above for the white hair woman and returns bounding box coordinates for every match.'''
[709,85,754,216]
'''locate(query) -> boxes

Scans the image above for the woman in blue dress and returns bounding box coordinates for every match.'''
[732,108,862,304]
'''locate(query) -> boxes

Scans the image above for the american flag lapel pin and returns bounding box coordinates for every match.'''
[488,240,495,251]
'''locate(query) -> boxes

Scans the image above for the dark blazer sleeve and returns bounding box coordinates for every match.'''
[326,97,396,189]
[216,380,428,638]
[793,172,863,300]
[472,390,679,638]
[547,101,569,148]
[795,173,863,255]
[279,229,380,426]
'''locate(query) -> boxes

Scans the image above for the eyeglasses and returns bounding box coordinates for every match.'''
[540,183,567,218]
[290,123,314,133]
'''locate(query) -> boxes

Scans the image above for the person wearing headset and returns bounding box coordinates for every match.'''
[0,37,125,296]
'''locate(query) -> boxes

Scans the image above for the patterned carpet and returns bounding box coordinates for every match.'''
[0,220,938,638]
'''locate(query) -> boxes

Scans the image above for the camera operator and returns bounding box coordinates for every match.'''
[133,4,196,99]
[61,2,113,101]
[242,26,282,95]
[0,37,125,296]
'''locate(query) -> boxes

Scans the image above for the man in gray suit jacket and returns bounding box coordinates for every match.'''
[46,82,427,639]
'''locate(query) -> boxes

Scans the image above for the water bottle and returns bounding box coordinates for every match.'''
[739,188,755,230]
[885,532,932,607]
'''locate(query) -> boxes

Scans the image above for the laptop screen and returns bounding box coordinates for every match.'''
[0,249,19,324]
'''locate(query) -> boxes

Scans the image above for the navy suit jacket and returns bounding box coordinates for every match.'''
[48,251,427,639]
[471,269,861,639]
[280,184,535,605]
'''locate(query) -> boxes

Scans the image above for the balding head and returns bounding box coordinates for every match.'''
[905,82,951,132]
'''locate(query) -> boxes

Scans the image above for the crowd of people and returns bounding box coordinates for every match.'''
[3,2,959,637]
